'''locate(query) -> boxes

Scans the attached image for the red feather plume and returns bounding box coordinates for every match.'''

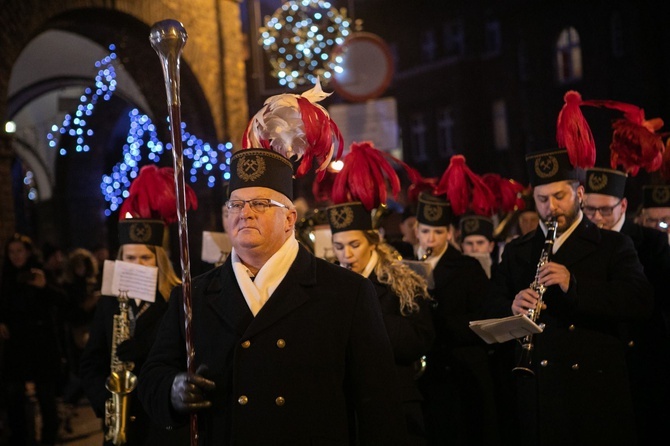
[556,90,596,168]
[119,164,198,223]
[661,137,670,181]
[482,173,526,214]
[331,141,401,211]
[434,155,495,217]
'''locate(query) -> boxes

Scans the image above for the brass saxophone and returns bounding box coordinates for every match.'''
[512,219,558,376]
[104,290,138,445]
[420,247,433,261]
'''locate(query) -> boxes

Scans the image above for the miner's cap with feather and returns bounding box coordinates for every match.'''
[325,141,419,234]
[416,155,495,227]
[230,79,343,201]
[118,164,198,247]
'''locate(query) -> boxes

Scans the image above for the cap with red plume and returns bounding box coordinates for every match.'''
[556,90,665,175]
[118,164,198,246]
[482,173,527,214]
[327,141,402,233]
[434,155,496,217]
[242,78,343,181]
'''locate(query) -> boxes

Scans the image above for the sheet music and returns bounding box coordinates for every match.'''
[101,259,157,302]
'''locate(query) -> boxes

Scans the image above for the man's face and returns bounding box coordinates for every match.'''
[640,207,670,234]
[518,210,540,236]
[533,181,583,233]
[416,223,451,254]
[227,187,297,258]
[461,235,494,255]
[583,193,627,230]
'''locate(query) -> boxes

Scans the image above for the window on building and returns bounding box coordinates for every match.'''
[436,107,455,158]
[443,19,465,59]
[556,27,583,83]
[492,100,509,151]
[421,29,437,63]
[410,113,428,162]
[484,20,501,57]
[610,11,624,58]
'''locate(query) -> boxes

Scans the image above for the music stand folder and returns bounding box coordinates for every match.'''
[469,314,543,344]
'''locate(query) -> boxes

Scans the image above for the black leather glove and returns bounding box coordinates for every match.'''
[170,364,216,414]
[115,339,144,363]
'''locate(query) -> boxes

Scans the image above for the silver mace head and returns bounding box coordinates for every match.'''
[149,19,188,107]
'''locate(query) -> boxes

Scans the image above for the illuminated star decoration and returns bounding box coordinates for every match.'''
[46,44,233,216]
[259,0,352,89]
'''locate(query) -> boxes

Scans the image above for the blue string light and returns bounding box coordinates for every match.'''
[46,44,233,216]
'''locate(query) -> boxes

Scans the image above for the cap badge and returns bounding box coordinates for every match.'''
[423,204,443,222]
[129,222,152,243]
[652,186,670,205]
[463,218,480,234]
[237,155,266,182]
[535,155,559,179]
[588,172,608,191]
[329,206,354,230]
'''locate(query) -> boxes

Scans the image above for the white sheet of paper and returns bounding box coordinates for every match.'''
[313,226,334,261]
[101,259,157,302]
[469,314,543,344]
[201,231,231,264]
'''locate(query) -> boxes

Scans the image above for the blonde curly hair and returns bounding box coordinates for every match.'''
[362,230,432,315]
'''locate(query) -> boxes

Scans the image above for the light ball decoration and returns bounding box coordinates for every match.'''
[259,0,353,89]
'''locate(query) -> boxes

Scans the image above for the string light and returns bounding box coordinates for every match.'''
[46,44,234,216]
[259,0,352,89]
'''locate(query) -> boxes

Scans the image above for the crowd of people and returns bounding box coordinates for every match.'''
[1,83,670,446]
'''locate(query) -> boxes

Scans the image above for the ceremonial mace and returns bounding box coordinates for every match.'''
[149,19,197,446]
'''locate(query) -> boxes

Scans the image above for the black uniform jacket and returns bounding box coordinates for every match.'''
[368,271,434,403]
[485,217,653,445]
[138,245,408,446]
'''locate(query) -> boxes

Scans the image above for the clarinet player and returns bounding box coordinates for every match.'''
[483,148,652,446]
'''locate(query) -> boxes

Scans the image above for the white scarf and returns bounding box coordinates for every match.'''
[231,237,299,316]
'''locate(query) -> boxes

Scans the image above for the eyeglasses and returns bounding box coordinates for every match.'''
[583,199,622,217]
[225,198,288,214]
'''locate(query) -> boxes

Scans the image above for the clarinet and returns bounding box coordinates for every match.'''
[512,219,558,376]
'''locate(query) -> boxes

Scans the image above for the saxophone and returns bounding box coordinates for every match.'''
[512,219,558,376]
[104,290,138,445]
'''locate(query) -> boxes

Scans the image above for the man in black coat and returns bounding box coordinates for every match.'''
[484,149,653,446]
[138,149,408,445]
[583,167,670,445]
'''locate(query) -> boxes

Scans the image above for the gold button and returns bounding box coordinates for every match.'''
[276,339,286,348]
[241,340,251,348]
[540,360,548,367]
[571,363,579,371]
[627,340,635,348]
[238,395,248,405]
[275,396,285,406]
[568,324,576,331]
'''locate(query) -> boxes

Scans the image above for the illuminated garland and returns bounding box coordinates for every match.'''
[46,44,233,216]
[259,0,352,89]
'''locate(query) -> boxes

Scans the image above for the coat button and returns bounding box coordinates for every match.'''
[241,340,251,348]
[568,324,575,331]
[238,395,248,405]
[275,396,285,406]
[540,360,548,367]
[571,363,579,371]
[276,339,286,348]
[627,340,635,348]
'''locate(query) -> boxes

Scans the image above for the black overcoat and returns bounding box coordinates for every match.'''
[138,245,408,445]
[486,217,653,446]
[368,271,434,444]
